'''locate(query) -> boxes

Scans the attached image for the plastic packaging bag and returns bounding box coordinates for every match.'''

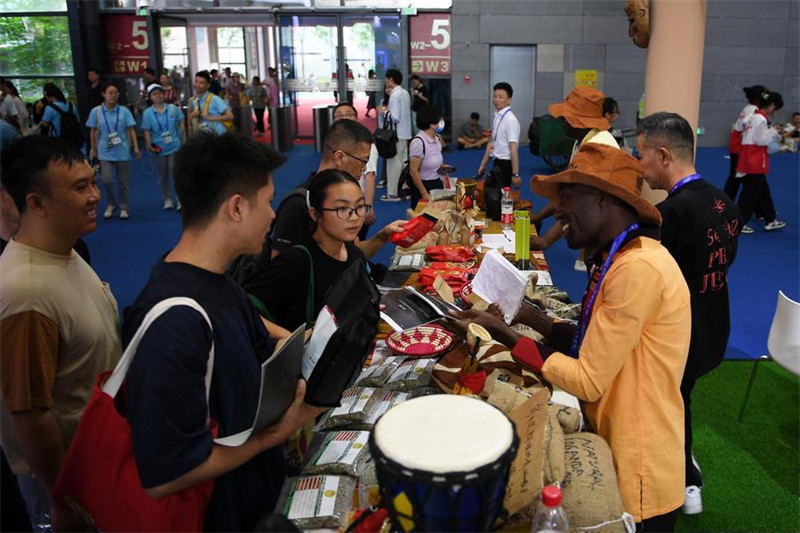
[276,475,356,530]
[302,430,371,476]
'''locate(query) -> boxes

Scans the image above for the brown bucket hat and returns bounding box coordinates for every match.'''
[549,87,610,131]
[531,143,662,226]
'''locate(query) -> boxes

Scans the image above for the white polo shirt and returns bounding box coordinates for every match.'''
[491,106,520,160]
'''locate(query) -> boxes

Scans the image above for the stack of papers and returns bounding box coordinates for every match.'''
[472,249,528,324]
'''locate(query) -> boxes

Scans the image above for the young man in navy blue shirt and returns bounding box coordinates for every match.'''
[123,132,326,531]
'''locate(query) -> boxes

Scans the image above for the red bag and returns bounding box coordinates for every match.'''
[425,245,474,262]
[53,298,217,532]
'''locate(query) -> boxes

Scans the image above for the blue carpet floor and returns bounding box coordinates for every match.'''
[83,143,799,360]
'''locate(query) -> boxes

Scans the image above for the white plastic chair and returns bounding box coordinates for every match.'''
[738,291,800,421]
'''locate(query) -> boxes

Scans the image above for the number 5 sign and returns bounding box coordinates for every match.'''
[104,14,151,76]
[409,14,451,76]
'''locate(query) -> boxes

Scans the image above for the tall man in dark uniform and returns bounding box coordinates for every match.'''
[636,112,742,516]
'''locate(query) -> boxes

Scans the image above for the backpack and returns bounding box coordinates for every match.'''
[528,116,541,155]
[228,185,309,284]
[398,135,426,200]
[48,102,84,149]
[196,94,235,133]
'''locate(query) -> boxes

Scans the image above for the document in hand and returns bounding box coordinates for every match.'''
[380,286,461,332]
[214,324,306,447]
[472,249,528,324]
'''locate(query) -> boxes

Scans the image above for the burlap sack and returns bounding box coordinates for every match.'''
[543,410,566,486]
[548,403,583,434]
[561,433,631,533]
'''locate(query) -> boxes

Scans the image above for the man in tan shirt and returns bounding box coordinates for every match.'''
[451,143,690,530]
[0,136,121,530]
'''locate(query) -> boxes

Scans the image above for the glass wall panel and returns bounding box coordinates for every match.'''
[217,27,246,75]
[0,16,74,76]
[0,0,66,13]
[6,77,76,104]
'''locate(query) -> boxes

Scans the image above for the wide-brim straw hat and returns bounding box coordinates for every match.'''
[549,87,610,131]
[531,142,662,226]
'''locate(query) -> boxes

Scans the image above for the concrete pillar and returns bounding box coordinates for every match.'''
[642,0,707,205]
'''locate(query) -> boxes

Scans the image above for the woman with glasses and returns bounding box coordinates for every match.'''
[243,169,371,331]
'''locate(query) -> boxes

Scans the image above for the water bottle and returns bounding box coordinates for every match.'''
[530,485,569,533]
[501,187,514,230]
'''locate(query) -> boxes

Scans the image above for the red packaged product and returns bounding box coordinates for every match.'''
[418,267,476,291]
[389,213,438,248]
[425,245,474,262]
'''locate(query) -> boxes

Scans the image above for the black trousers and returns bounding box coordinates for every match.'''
[681,375,703,487]
[722,153,741,201]
[737,173,777,224]
[254,107,266,133]
[636,509,677,532]
[410,178,444,210]
[492,158,512,188]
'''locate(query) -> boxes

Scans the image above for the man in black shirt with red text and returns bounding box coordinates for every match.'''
[636,112,742,517]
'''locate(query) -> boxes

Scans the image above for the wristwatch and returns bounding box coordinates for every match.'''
[512,173,520,177]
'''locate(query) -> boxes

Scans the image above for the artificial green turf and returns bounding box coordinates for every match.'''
[677,361,800,533]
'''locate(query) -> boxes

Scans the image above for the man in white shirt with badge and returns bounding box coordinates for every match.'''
[478,82,521,188]
[378,69,411,202]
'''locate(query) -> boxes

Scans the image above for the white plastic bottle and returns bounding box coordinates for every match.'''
[501,187,513,230]
[530,485,569,533]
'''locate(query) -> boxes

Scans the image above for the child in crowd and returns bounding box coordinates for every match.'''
[87,83,140,219]
[736,91,786,234]
[142,84,185,210]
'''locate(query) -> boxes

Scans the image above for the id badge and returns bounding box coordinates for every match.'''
[107,132,122,148]
[161,132,173,144]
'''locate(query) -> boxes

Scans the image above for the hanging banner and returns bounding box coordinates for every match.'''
[104,14,150,76]
[409,13,451,76]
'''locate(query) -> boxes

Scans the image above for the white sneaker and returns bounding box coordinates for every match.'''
[764,219,786,231]
[176,201,182,211]
[163,198,174,210]
[380,194,401,202]
[119,209,129,220]
[741,225,754,234]
[683,485,703,515]
[574,259,587,272]
[103,205,115,219]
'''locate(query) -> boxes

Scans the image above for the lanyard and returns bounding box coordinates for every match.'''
[102,105,120,135]
[154,106,169,134]
[669,173,701,195]
[570,222,640,358]
[492,108,511,142]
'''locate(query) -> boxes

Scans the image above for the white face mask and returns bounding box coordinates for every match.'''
[434,119,445,133]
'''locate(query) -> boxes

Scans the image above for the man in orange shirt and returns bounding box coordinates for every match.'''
[451,143,691,531]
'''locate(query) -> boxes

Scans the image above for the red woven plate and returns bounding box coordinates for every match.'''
[386,326,454,357]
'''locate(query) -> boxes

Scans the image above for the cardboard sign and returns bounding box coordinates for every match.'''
[503,387,550,516]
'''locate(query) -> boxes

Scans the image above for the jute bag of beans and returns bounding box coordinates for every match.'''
[548,403,583,434]
[561,433,635,533]
[543,409,566,486]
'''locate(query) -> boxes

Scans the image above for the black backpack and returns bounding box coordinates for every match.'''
[48,102,84,150]
[398,135,427,200]
[528,116,541,155]
[228,185,308,285]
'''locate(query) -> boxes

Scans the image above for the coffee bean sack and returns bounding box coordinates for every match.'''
[543,410,566,486]
[548,403,583,434]
[561,433,629,533]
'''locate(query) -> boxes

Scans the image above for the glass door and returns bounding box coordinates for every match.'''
[278,15,340,138]
[157,16,192,108]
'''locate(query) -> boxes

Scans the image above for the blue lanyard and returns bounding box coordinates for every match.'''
[101,105,120,135]
[570,222,640,358]
[669,173,701,195]
[492,108,511,142]
[154,106,169,134]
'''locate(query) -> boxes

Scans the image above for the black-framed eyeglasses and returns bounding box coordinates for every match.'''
[319,204,373,219]
[334,149,369,165]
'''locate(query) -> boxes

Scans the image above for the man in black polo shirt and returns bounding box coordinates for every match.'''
[636,112,743,517]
